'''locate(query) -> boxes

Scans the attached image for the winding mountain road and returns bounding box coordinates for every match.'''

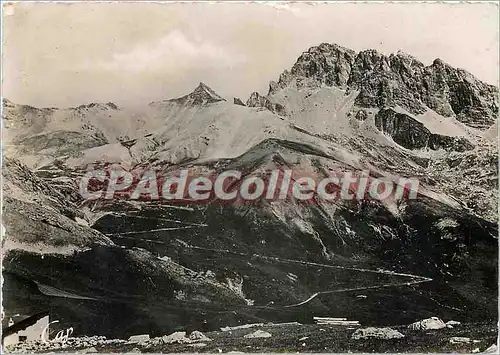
[104,214,434,309]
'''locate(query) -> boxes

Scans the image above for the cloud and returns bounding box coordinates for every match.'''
[92,30,246,73]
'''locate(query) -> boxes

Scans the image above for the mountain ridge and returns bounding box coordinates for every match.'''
[264,43,498,129]
[2,41,498,343]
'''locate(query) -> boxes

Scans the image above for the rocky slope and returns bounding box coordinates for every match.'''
[2,158,112,253]
[2,42,497,345]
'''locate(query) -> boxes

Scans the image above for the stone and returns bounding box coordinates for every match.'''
[189,330,212,342]
[484,344,498,353]
[144,337,163,347]
[77,346,97,353]
[127,334,150,343]
[446,320,461,327]
[351,327,405,340]
[243,330,272,339]
[408,317,446,330]
[188,343,207,347]
[449,337,471,344]
[161,331,191,344]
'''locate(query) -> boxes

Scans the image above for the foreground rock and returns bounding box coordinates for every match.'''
[446,320,461,328]
[243,330,272,339]
[78,346,98,354]
[449,337,471,344]
[484,344,498,353]
[127,334,150,344]
[408,317,446,330]
[4,336,125,353]
[161,331,192,344]
[351,327,405,340]
[189,330,212,342]
[158,330,211,345]
[3,322,497,353]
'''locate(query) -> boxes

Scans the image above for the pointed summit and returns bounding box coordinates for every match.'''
[185,82,225,105]
[158,82,226,106]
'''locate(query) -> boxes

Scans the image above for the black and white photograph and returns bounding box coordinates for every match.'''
[1,1,499,353]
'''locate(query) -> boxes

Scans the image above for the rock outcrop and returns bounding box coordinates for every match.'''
[375,108,475,152]
[269,43,357,93]
[2,158,113,251]
[233,97,246,106]
[246,92,286,116]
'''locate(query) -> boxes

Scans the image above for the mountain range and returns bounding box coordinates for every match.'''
[2,43,498,341]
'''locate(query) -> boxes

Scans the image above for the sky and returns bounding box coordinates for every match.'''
[2,2,499,108]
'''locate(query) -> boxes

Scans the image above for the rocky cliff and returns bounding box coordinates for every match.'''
[375,108,475,152]
[260,43,498,129]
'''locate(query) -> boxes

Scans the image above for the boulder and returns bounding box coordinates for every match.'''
[143,337,163,347]
[351,327,405,340]
[161,331,191,344]
[189,330,212,342]
[449,337,471,344]
[408,317,446,330]
[80,347,97,354]
[188,343,207,348]
[483,344,498,353]
[446,320,461,328]
[127,334,150,344]
[244,330,272,339]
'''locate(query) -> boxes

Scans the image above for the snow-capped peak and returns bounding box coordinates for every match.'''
[185,82,226,105]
